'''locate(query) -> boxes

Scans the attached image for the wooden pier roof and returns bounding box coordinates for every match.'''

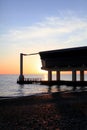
[39,46,87,70]
[39,46,87,59]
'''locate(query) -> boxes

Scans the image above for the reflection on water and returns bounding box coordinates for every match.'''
[47,84,87,94]
[18,85,24,96]
[0,74,87,97]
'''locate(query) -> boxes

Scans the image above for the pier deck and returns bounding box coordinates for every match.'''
[17,78,87,86]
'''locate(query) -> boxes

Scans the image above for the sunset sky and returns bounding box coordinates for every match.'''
[0,0,87,74]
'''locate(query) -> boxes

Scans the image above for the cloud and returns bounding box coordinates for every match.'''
[0,11,87,74]
[0,12,87,54]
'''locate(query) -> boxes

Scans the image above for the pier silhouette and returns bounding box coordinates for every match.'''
[17,46,87,87]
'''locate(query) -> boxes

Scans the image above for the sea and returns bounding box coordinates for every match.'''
[0,74,87,98]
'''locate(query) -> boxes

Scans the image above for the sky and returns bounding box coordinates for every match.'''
[0,0,87,74]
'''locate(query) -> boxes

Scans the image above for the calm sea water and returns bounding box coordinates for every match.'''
[0,74,87,98]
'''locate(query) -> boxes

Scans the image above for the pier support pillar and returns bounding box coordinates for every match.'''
[19,53,24,81]
[72,70,76,81]
[80,70,84,81]
[56,71,60,81]
[48,70,52,81]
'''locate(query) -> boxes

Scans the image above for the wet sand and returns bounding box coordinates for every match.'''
[0,91,87,130]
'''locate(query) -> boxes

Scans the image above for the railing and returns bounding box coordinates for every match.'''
[17,78,42,82]
[24,78,42,82]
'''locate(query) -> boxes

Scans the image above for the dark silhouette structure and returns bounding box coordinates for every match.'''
[18,46,87,85]
[39,46,87,82]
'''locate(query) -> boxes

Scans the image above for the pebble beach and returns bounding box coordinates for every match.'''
[0,91,87,130]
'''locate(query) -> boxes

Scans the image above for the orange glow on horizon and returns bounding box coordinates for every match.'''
[0,53,87,75]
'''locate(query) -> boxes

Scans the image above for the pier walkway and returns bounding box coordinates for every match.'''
[17,78,87,86]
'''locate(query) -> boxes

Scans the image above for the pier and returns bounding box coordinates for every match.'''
[17,46,87,86]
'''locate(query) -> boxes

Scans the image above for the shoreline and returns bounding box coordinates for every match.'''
[0,91,87,104]
[0,87,87,99]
